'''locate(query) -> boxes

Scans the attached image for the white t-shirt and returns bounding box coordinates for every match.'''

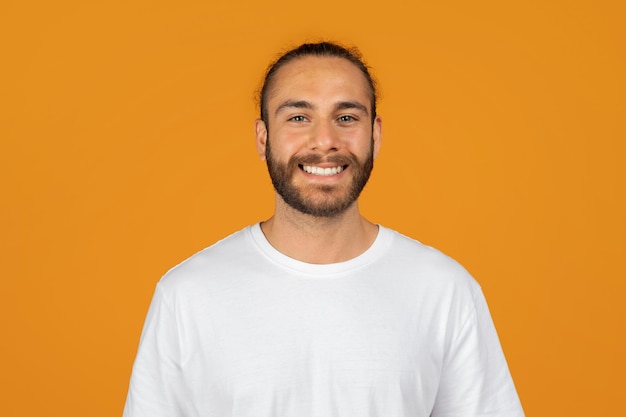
[123,224,524,417]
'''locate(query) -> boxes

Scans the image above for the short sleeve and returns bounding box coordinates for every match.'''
[432,288,525,417]
[123,284,195,417]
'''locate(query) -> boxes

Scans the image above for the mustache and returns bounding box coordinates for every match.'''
[291,154,357,166]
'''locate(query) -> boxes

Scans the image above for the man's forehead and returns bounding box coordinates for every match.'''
[266,56,371,106]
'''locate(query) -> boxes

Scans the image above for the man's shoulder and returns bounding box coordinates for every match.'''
[383,227,462,266]
[381,226,480,290]
[157,224,257,291]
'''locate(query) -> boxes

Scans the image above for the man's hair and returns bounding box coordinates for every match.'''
[258,41,378,124]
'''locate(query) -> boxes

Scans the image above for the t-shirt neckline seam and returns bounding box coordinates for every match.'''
[247,223,392,277]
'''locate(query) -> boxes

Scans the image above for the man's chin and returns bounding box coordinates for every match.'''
[283,193,356,218]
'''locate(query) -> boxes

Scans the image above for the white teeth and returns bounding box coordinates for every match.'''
[302,165,345,176]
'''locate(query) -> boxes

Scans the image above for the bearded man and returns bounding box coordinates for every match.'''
[123,42,524,417]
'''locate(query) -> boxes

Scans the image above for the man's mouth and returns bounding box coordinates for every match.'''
[300,165,347,176]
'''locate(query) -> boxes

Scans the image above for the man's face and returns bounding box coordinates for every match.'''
[255,56,382,218]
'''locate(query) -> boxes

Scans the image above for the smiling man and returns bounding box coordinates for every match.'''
[255,52,381,262]
[123,42,524,417]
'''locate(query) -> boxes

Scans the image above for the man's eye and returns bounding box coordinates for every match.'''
[338,115,356,122]
[289,115,306,122]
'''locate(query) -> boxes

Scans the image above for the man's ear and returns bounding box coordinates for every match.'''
[372,115,382,159]
[255,119,268,161]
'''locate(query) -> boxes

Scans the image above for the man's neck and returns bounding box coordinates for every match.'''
[260,199,379,264]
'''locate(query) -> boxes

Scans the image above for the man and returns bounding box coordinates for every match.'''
[123,42,524,416]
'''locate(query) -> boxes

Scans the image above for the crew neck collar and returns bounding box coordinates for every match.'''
[248,222,393,277]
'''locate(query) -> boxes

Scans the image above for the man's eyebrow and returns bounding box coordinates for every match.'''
[275,100,315,116]
[335,101,368,114]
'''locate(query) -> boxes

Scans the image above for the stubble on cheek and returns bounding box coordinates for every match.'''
[264,137,375,217]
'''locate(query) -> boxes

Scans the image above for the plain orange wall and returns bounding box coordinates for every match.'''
[2,0,625,415]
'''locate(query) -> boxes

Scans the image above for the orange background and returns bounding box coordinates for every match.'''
[2,1,625,415]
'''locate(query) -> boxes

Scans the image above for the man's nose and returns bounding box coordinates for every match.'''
[309,120,341,152]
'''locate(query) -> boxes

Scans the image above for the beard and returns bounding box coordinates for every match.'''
[265,137,374,218]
